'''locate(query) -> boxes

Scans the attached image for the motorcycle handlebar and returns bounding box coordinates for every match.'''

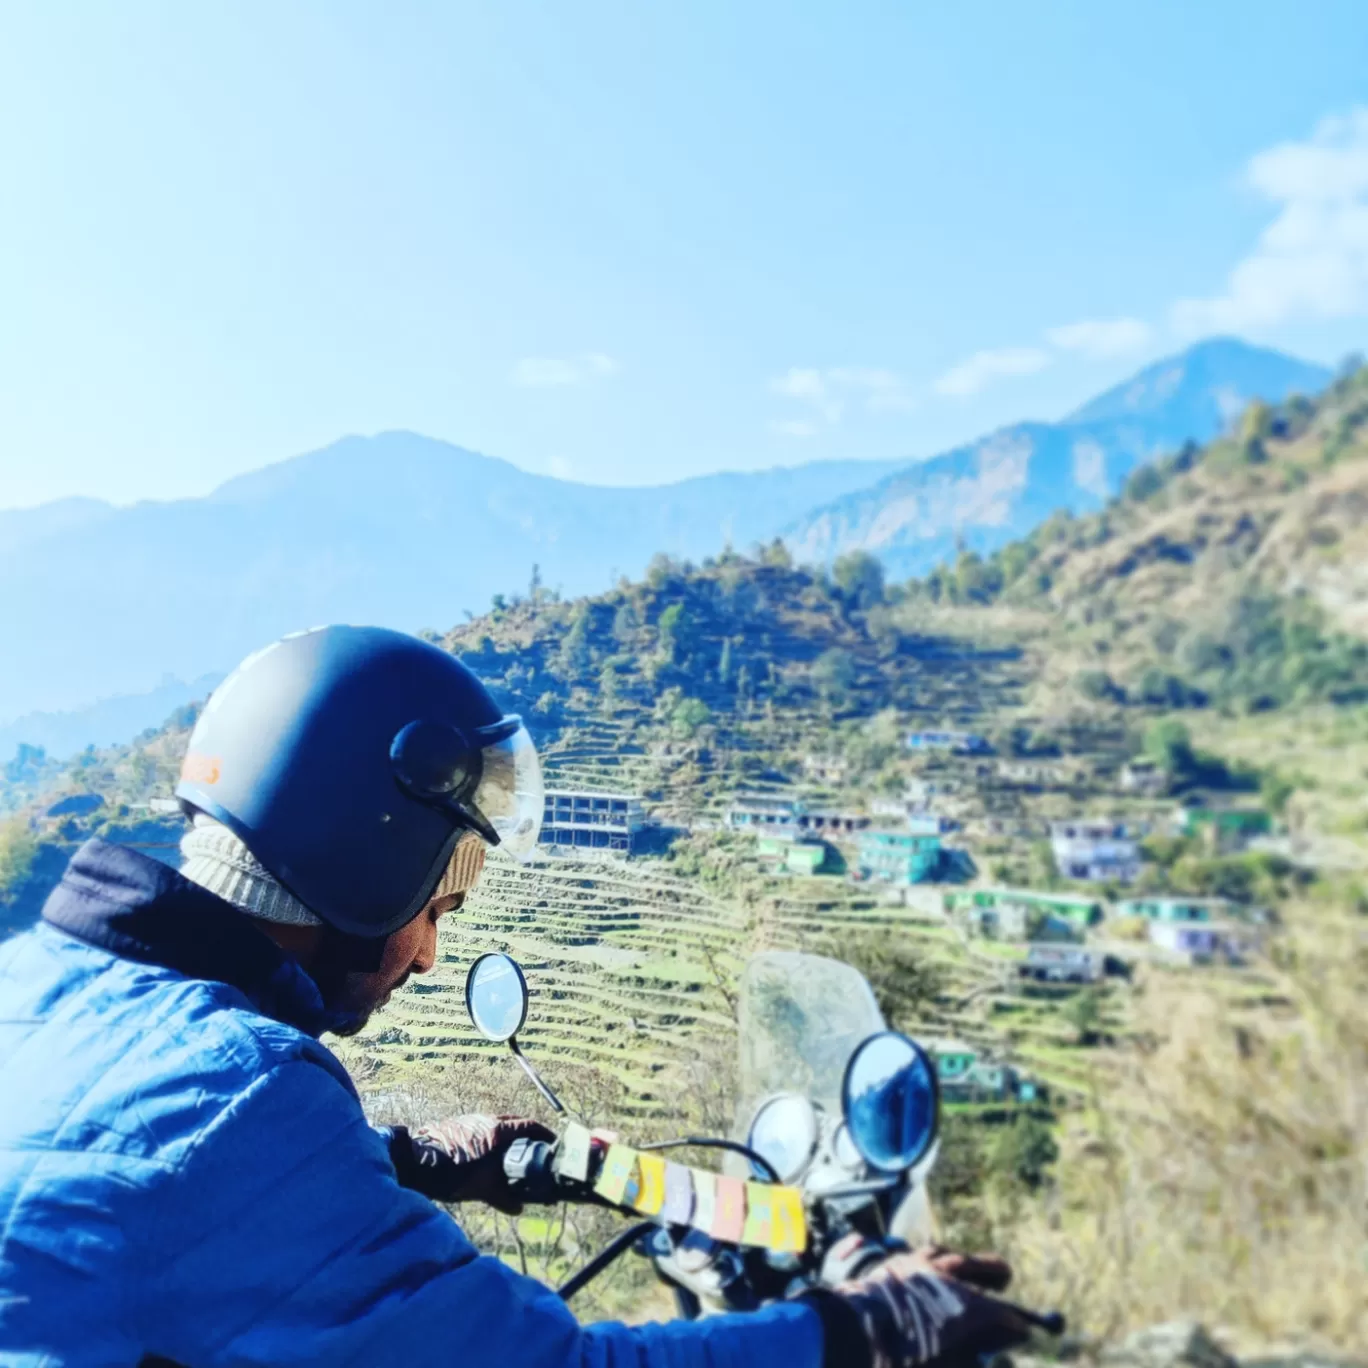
[502,1137,1067,1338]
[502,1138,573,1204]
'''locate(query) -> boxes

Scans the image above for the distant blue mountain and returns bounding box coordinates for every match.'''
[0,673,224,761]
[783,338,1332,577]
[0,451,903,728]
[0,336,1332,739]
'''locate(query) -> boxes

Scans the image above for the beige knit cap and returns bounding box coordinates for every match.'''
[180,815,487,927]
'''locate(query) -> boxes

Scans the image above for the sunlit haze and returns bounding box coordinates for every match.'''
[2,1,1367,509]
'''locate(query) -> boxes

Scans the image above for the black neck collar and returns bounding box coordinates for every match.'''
[41,840,356,1037]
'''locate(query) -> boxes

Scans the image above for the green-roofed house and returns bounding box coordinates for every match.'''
[858,828,941,886]
[1114,896,1225,924]
[944,887,1103,932]
[755,831,836,875]
[783,840,832,876]
[1178,807,1272,850]
[923,1038,1038,1104]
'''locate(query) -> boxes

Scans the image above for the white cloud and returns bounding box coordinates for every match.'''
[1046,317,1152,358]
[1173,106,1368,334]
[769,419,819,439]
[934,346,1051,399]
[771,367,842,421]
[768,365,914,426]
[511,353,618,387]
[829,367,917,412]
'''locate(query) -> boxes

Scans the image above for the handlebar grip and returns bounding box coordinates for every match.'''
[503,1137,598,1205]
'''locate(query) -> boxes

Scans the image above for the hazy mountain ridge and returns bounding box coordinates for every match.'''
[0,673,224,762]
[0,447,904,728]
[784,339,1333,577]
[893,359,1368,719]
[0,337,1333,743]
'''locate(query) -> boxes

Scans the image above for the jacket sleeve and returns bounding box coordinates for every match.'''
[141,1055,826,1368]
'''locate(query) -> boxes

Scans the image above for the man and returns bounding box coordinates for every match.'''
[0,626,1029,1366]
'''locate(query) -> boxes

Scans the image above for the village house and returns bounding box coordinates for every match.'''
[1050,819,1141,883]
[873,795,956,830]
[906,730,991,755]
[801,753,850,786]
[757,832,833,876]
[1119,758,1168,796]
[541,790,647,854]
[725,794,868,837]
[1019,943,1105,984]
[944,886,1104,933]
[1176,806,1272,851]
[924,1038,1038,1104]
[1114,895,1227,923]
[964,902,1081,943]
[995,759,1072,788]
[802,805,870,835]
[725,794,800,832]
[1148,919,1242,965]
[856,826,941,887]
[903,777,960,809]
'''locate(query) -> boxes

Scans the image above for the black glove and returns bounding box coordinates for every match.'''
[385,1114,555,1214]
[802,1245,1032,1368]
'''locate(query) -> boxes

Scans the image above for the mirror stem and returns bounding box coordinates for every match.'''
[508,1037,566,1114]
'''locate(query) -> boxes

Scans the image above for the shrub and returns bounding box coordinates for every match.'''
[986,1114,1059,1192]
[670,697,711,737]
[1003,896,1368,1344]
[0,820,38,903]
[812,648,857,703]
[1075,669,1122,703]
[831,551,886,612]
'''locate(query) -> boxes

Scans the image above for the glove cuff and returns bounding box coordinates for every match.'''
[797,1288,875,1368]
[379,1125,427,1192]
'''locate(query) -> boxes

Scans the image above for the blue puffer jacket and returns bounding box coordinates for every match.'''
[0,841,823,1367]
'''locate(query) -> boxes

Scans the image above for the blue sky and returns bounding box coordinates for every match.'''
[2,1,1367,509]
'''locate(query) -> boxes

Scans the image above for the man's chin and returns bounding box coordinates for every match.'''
[329,1010,372,1039]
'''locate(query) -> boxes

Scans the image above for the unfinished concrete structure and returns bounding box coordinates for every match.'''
[541,789,647,854]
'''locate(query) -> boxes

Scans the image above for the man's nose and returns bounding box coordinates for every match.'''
[412,921,439,975]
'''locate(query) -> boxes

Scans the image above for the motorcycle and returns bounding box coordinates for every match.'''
[463,946,1063,1334]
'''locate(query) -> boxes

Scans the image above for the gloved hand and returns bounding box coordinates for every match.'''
[803,1244,1032,1368]
[385,1115,556,1214]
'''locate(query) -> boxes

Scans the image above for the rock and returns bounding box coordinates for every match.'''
[1244,1357,1368,1368]
[1100,1323,1238,1368]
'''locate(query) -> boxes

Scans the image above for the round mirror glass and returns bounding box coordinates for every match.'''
[832,1121,863,1172]
[841,1031,938,1172]
[465,952,529,1042]
[747,1093,820,1182]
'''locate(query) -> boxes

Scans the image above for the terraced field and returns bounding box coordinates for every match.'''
[352,851,751,1119]
[350,830,1121,1127]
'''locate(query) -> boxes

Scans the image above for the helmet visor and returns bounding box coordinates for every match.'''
[470,722,544,860]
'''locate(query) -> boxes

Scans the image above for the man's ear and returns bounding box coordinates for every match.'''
[427,893,466,916]
[252,919,325,964]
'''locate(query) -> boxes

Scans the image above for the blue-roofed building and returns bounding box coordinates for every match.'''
[906,730,991,755]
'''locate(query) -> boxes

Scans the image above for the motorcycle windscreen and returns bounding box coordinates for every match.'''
[472,724,544,859]
[735,951,885,1125]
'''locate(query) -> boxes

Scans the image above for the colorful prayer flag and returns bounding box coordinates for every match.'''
[594,1144,638,1206]
[633,1153,666,1215]
[712,1175,746,1243]
[770,1186,808,1254]
[661,1162,694,1224]
[557,1123,593,1184]
[691,1170,718,1234]
[741,1182,775,1247]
